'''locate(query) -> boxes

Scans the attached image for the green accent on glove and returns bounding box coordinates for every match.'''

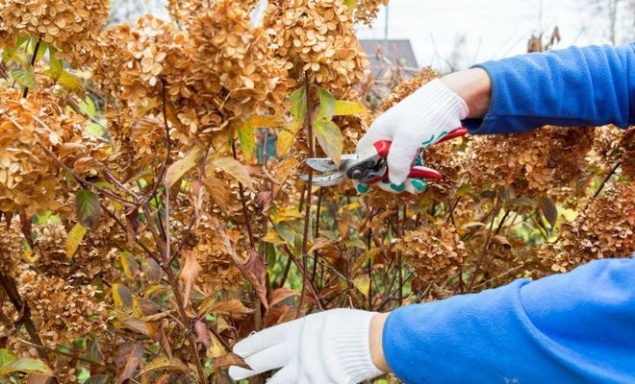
[390,182,406,192]
[421,134,435,147]
[356,183,370,194]
[411,179,427,192]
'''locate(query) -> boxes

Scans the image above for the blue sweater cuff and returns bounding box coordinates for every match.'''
[464,43,635,135]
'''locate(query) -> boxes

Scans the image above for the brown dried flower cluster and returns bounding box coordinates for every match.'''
[265,0,369,96]
[463,126,594,197]
[166,0,259,27]
[0,0,109,67]
[34,220,122,283]
[0,217,23,275]
[543,182,635,272]
[619,128,635,179]
[188,2,288,121]
[395,222,466,298]
[353,0,389,25]
[18,271,107,345]
[194,215,244,293]
[0,89,109,215]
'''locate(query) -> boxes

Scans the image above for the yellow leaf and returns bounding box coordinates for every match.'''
[165,146,205,189]
[343,0,357,13]
[57,70,84,94]
[207,333,225,359]
[334,100,368,116]
[352,275,370,298]
[120,252,139,280]
[111,283,134,310]
[276,120,302,157]
[261,230,287,245]
[237,119,255,163]
[249,115,284,128]
[139,357,189,376]
[65,223,86,260]
[210,157,253,189]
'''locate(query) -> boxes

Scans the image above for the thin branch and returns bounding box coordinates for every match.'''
[593,161,621,198]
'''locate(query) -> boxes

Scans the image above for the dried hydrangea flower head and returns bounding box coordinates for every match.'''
[265,0,369,97]
[0,0,109,67]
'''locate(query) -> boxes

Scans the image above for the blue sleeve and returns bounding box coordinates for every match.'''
[382,257,635,383]
[463,42,635,134]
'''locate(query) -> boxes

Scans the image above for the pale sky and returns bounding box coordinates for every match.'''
[356,0,616,72]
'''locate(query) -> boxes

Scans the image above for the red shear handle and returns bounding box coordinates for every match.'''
[371,127,468,158]
[368,167,442,185]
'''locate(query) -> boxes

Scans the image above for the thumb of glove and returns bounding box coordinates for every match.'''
[386,134,420,185]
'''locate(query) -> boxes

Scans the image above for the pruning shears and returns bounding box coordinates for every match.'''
[301,127,468,187]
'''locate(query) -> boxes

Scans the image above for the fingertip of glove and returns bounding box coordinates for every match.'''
[228,366,254,381]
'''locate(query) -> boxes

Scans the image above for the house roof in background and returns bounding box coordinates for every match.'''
[359,39,419,76]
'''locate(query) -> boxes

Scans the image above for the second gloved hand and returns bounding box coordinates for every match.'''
[355,78,469,192]
[229,309,383,384]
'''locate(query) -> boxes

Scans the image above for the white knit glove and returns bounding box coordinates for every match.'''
[229,309,383,384]
[355,79,469,194]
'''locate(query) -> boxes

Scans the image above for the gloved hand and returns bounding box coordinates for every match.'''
[228,309,384,384]
[355,78,469,194]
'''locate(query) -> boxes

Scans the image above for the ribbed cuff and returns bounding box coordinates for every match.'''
[329,309,384,384]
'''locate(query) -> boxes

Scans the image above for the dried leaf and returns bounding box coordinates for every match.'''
[210,157,253,189]
[276,120,302,157]
[199,299,253,318]
[269,287,300,307]
[194,320,211,350]
[165,146,205,189]
[179,248,202,306]
[244,250,269,309]
[273,157,299,197]
[0,358,52,376]
[213,353,251,370]
[114,342,143,384]
[538,196,558,228]
[203,174,231,213]
[139,357,189,376]
[352,275,370,298]
[65,223,87,260]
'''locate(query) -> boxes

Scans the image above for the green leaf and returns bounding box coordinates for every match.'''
[9,68,37,90]
[237,119,255,163]
[290,87,307,121]
[2,36,29,64]
[317,87,336,120]
[0,349,17,366]
[47,46,63,79]
[314,118,343,167]
[35,40,49,62]
[0,358,53,376]
[78,96,97,118]
[334,100,368,116]
[65,223,87,260]
[165,146,205,189]
[75,189,100,229]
